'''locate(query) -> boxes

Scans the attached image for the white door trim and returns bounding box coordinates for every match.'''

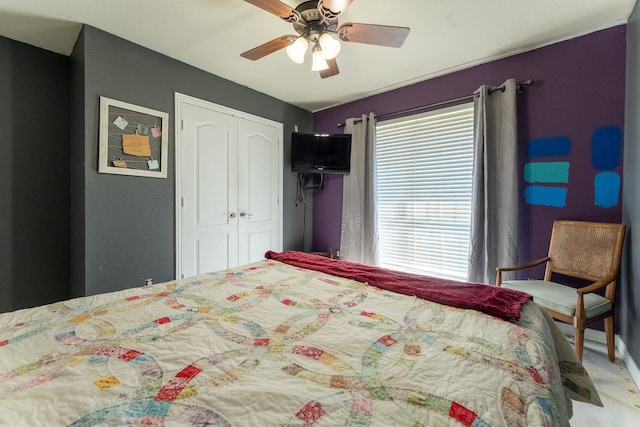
[174,92,283,279]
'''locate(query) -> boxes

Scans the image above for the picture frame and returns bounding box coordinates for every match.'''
[98,96,169,178]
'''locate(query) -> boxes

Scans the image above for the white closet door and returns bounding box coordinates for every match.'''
[176,94,283,279]
[237,118,280,265]
[181,103,239,276]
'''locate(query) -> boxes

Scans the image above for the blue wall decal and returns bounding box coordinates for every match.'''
[524,162,570,183]
[524,186,568,207]
[527,136,571,158]
[591,125,622,170]
[594,171,620,208]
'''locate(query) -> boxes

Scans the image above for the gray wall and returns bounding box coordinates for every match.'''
[71,26,313,297]
[0,37,71,311]
[623,4,640,367]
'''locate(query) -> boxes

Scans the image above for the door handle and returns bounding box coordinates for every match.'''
[239,212,253,217]
[229,212,237,219]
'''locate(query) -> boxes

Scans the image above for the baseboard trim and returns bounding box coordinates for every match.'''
[555,322,640,389]
[617,335,640,390]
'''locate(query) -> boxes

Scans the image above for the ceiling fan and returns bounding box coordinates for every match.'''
[241,0,410,78]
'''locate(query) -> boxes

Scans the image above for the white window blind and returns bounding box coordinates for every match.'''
[376,103,474,281]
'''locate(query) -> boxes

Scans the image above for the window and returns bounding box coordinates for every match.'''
[376,103,474,281]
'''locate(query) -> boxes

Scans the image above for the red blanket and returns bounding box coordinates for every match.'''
[265,251,531,321]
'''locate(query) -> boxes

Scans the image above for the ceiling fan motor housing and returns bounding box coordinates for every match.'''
[292,0,339,41]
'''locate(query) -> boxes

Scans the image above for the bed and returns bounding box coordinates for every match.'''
[0,251,601,426]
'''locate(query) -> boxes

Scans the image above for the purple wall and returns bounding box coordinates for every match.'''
[312,26,626,277]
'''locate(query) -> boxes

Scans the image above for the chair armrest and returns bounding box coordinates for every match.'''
[496,257,550,273]
[576,272,618,295]
[575,272,618,321]
[495,257,550,286]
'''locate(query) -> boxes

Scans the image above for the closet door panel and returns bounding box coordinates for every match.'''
[197,236,230,274]
[238,119,280,265]
[180,103,238,277]
[196,124,230,225]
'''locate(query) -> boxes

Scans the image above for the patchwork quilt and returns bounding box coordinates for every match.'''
[0,259,601,426]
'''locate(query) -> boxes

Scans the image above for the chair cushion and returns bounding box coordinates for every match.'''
[501,280,611,318]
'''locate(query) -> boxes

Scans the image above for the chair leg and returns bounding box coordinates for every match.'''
[574,327,584,361]
[604,316,616,362]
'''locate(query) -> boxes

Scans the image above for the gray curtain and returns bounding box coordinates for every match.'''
[340,113,379,265]
[467,79,519,284]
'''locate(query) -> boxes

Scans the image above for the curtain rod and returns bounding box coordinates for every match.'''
[336,79,534,128]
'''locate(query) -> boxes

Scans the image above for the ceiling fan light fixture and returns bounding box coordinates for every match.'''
[318,32,341,60]
[286,36,308,64]
[311,45,329,71]
[319,0,352,17]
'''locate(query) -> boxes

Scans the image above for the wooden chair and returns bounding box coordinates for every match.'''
[496,220,625,362]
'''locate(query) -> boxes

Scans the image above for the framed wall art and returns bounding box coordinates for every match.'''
[98,96,169,178]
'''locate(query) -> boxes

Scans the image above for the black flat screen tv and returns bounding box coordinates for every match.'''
[291,132,352,174]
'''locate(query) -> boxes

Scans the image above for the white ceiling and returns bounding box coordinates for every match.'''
[0,0,636,112]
